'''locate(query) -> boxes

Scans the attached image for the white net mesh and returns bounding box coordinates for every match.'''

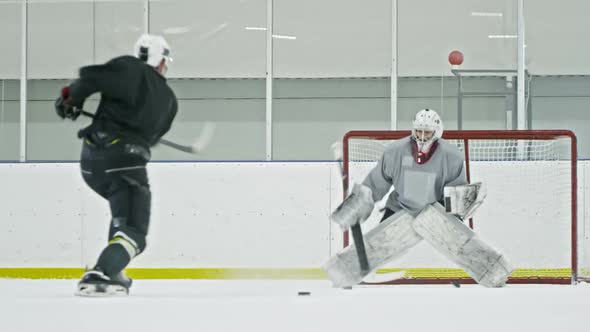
[344,131,586,283]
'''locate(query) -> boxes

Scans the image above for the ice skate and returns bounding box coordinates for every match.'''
[76,269,132,297]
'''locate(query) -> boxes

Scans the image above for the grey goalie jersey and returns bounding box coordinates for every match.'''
[362,136,467,216]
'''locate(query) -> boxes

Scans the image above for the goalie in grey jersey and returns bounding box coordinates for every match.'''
[323,109,513,288]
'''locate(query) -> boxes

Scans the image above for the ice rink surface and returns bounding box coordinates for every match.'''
[1,279,589,332]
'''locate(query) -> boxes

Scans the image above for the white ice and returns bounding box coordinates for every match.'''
[1,279,589,332]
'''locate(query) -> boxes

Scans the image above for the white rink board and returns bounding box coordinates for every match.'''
[0,161,587,271]
[0,162,338,268]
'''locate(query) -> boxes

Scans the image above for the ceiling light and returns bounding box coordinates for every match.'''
[488,35,517,39]
[471,12,503,17]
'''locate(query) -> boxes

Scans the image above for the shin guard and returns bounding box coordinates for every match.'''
[323,210,421,287]
[413,203,513,287]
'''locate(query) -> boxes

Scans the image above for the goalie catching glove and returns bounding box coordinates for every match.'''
[330,183,374,231]
[444,182,486,220]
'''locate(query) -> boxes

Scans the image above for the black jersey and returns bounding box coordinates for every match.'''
[69,55,178,147]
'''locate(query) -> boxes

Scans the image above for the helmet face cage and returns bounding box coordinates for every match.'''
[412,109,443,149]
[414,129,434,143]
[161,48,172,64]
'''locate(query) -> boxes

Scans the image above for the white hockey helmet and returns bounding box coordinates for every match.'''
[412,108,443,144]
[134,34,172,68]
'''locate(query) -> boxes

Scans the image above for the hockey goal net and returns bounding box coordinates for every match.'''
[342,130,588,284]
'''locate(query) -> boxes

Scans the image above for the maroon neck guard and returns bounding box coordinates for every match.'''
[411,138,439,164]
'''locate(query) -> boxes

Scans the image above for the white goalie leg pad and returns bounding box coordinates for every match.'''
[444,182,487,220]
[323,210,422,287]
[413,203,513,287]
[330,183,375,230]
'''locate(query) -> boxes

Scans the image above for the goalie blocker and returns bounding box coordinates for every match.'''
[330,183,374,230]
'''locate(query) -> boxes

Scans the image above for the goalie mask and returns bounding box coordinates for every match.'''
[134,34,173,68]
[411,109,443,164]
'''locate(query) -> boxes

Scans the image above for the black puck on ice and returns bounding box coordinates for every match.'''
[298,291,311,296]
[451,280,461,288]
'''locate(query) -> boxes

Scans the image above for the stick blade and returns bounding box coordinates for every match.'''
[191,122,216,153]
[362,270,406,284]
[331,141,343,161]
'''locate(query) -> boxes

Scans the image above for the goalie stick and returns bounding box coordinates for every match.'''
[331,142,406,284]
[79,110,215,155]
[331,142,370,275]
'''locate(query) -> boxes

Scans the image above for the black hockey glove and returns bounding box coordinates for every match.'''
[55,86,81,120]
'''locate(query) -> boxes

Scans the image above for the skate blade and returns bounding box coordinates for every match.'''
[76,283,129,297]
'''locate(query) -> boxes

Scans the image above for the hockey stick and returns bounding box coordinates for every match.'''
[351,224,369,274]
[331,142,370,275]
[79,110,215,155]
[362,270,406,283]
[331,142,406,284]
[157,122,215,155]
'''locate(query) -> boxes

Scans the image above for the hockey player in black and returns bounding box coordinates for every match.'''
[55,34,178,296]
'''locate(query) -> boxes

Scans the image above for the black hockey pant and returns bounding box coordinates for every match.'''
[80,132,151,263]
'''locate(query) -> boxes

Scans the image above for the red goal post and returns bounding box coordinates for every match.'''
[341,130,586,284]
